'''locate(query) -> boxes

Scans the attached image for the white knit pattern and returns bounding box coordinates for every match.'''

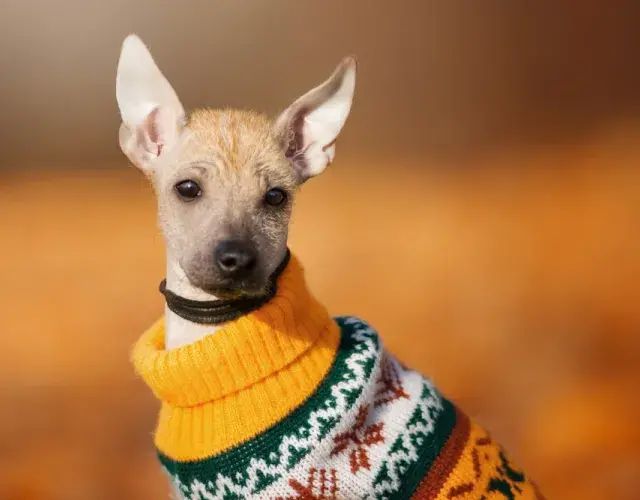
[258,356,439,499]
[165,317,444,500]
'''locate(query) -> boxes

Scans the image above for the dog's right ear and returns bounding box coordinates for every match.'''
[116,35,185,171]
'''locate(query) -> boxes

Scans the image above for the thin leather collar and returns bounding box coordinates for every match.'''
[159,249,291,324]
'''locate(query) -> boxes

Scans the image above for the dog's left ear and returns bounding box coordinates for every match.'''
[274,56,357,181]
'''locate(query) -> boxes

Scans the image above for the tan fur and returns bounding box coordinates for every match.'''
[185,109,285,173]
[149,108,296,299]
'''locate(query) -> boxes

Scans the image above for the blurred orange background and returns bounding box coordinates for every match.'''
[1,1,639,499]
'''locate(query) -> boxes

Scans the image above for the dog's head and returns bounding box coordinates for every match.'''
[116,35,356,298]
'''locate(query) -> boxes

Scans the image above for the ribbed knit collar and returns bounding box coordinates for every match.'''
[131,254,338,408]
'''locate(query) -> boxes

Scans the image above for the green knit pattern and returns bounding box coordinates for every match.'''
[160,317,451,499]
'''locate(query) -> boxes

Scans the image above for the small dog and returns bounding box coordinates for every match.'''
[118,35,543,499]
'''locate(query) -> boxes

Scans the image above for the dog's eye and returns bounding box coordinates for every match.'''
[264,188,287,207]
[175,180,202,201]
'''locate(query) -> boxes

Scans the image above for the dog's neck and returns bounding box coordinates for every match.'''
[165,307,218,349]
[164,259,221,350]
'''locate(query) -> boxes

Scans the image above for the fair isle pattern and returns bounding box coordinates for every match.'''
[410,410,545,500]
[260,351,450,500]
[155,316,541,500]
[162,317,382,499]
[371,380,450,499]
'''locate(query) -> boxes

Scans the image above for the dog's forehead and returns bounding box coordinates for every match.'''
[182,109,283,171]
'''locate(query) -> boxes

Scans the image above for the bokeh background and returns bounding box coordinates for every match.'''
[1,1,639,499]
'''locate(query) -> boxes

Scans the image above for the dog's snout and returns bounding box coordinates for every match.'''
[214,240,257,276]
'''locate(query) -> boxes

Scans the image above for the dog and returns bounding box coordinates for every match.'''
[117,35,543,499]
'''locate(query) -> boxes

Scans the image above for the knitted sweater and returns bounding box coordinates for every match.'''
[132,255,543,500]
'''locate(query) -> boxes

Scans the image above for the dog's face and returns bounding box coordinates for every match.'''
[116,36,356,297]
[149,110,299,297]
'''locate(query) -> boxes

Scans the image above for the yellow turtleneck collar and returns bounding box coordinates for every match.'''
[131,254,341,461]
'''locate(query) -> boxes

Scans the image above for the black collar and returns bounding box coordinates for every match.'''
[159,250,291,325]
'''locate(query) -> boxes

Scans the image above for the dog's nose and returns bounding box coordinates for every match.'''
[214,240,257,276]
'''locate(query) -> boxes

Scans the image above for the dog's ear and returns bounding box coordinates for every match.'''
[116,35,185,171]
[274,56,357,181]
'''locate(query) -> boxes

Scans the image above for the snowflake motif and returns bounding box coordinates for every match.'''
[374,355,410,408]
[330,404,385,474]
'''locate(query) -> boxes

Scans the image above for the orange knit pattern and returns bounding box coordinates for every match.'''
[412,410,544,499]
[131,255,341,461]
